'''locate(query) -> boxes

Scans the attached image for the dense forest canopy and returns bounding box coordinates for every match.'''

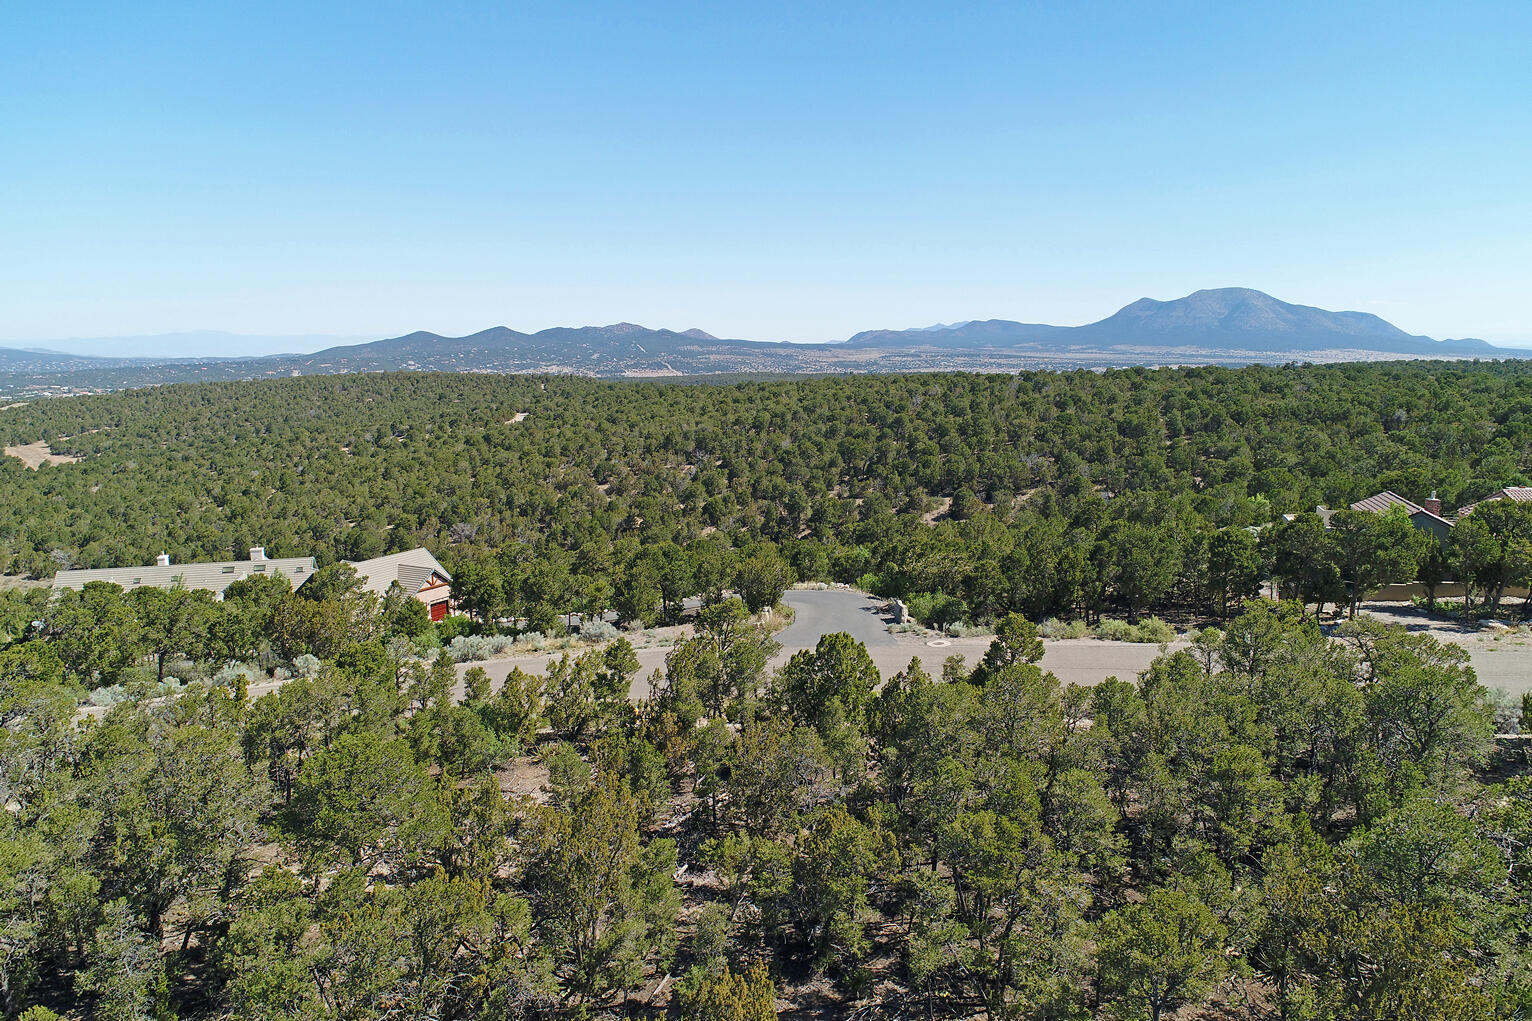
[3,363,1531,570]
[1,588,1529,1018]
[6,362,1532,626]
[2,364,1532,1019]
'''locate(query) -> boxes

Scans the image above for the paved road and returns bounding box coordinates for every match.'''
[93,592,1532,718]
[446,589,897,701]
[451,588,1183,699]
[778,589,1181,685]
[777,589,898,653]
[447,589,1532,703]
[1358,601,1532,697]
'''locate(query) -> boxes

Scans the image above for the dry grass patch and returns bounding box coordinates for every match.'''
[495,755,552,802]
[4,440,81,468]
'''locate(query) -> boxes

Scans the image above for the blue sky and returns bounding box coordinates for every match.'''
[3,1,1529,350]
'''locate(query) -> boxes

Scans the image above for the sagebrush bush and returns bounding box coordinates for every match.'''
[1039,618,1089,639]
[578,619,620,643]
[1095,617,1176,643]
[448,634,518,662]
[1095,618,1135,642]
[212,663,258,687]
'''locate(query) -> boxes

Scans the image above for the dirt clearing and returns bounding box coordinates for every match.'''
[4,440,81,468]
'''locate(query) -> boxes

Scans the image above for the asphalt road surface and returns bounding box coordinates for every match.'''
[445,589,1532,703]
[776,589,1185,684]
[776,588,898,654]
[442,588,898,701]
[100,591,1532,718]
[448,588,1184,699]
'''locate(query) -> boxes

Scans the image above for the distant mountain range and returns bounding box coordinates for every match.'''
[2,288,1523,397]
[845,288,1507,357]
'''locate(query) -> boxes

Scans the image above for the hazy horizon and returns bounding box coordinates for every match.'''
[7,291,1531,361]
[4,2,1529,347]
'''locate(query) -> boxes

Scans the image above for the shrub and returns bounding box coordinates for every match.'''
[88,684,129,707]
[906,591,968,632]
[578,618,620,643]
[1486,687,1523,734]
[514,631,550,652]
[165,657,200,684]
[435,614,479,643]
[1095,618,1135,642]
[1095,617,1176,643]
[212,662,258,698]
[856,571,897,597]
[212,662,256,684]
[675,963,776,1021]
[447,634,518,662]
[20,1007,63,1021]
[1038,617,1089,639]
[1134,616,1176,643]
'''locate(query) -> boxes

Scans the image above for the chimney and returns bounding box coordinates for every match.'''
[1424,491,1442,517]
[249,546,267,561]
[155,552,171,567]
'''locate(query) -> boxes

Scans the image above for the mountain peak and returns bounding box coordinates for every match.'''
[1187,286,1283,302]
[838,287,1506,359]
[1093,287,1416,344]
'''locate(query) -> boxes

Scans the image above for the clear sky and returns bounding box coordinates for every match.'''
[3,1,1529,350]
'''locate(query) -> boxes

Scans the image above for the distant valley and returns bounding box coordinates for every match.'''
[2,288,1522,397]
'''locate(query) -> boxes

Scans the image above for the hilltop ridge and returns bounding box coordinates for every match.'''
[2,288,1520,396]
